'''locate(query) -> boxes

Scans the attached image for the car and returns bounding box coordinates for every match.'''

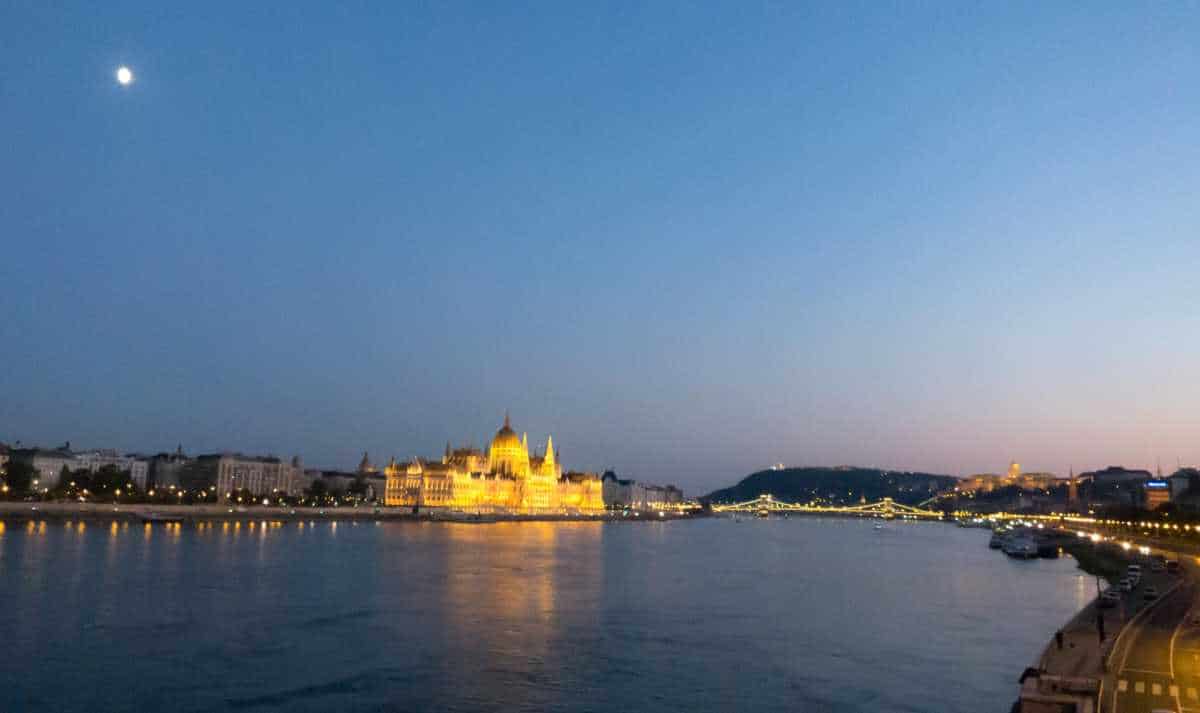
[1127,564,1142,575]
[1144,586,1159,601]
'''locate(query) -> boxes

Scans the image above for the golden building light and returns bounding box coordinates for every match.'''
[384,413,604,514]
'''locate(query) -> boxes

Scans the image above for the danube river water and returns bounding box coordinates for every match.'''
[0,517,1092,712]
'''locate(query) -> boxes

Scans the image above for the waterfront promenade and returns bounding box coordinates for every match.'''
[1020,527,1200,713]
[0,501,692,523]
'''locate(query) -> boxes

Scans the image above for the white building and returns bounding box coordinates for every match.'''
[184,453,305,500]
[601,473,646,510]
[10,446,149,490]
[73,450,151,489]
[601,473,685,511]
[16,448,78,489]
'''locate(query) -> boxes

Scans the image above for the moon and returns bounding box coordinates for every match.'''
[116,66,134,86]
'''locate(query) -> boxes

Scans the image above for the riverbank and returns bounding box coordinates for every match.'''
[1014,528,1190,711]
[1061,538,1131,583]
[0,501,698,523]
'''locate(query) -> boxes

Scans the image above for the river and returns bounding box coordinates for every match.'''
[0,517,1093,712]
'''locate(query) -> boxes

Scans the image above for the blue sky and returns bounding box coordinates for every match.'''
[2,2,1198,493]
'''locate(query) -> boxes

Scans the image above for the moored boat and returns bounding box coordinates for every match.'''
[1003,534,1038,559]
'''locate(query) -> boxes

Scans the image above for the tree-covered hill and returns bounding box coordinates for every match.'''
[703,466,958,507]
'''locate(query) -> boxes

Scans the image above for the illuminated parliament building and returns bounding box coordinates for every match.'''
[384,414,605,513]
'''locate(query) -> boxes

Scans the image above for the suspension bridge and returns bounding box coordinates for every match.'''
[710,494,943,519]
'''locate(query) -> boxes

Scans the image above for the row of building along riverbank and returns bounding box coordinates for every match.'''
[0,415,687,514]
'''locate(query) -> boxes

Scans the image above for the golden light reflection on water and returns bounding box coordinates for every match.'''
[443,522,601,653]
[8,517,400,540]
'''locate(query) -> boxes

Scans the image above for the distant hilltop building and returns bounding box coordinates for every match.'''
[384,413,604,513]
[959,461,1059,493]
[1080,465,1160,511]
[1080,465,1154,484]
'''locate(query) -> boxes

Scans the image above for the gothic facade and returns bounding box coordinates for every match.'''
[384,414,604,513]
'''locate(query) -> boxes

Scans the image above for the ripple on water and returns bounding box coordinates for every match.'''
[0,518,1087,713]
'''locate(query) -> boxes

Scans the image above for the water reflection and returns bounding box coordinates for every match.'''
[409,521,601,709]
[1,518,1092,713]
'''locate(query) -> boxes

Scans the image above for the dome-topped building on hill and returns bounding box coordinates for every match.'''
[384,413,603,513]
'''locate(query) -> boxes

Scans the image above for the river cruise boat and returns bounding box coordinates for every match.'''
[1003,535,1038,559]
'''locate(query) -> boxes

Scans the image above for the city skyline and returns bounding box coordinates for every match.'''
[2,421,1191,492]
[3,3,1200,493]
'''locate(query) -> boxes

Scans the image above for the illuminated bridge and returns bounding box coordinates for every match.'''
[710,494,943,520]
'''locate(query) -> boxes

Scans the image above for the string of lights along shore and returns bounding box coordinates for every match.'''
[4,6,1200,713]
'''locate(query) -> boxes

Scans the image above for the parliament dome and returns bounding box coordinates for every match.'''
[488,412,530,478]
[491,413,521,449]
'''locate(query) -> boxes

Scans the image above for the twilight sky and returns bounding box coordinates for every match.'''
[2,2,1199,494]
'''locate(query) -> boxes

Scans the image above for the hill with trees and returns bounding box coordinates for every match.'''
[703,466,958,507]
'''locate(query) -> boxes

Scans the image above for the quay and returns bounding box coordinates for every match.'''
[1015,526,1200,713]
[0,501,699,524]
